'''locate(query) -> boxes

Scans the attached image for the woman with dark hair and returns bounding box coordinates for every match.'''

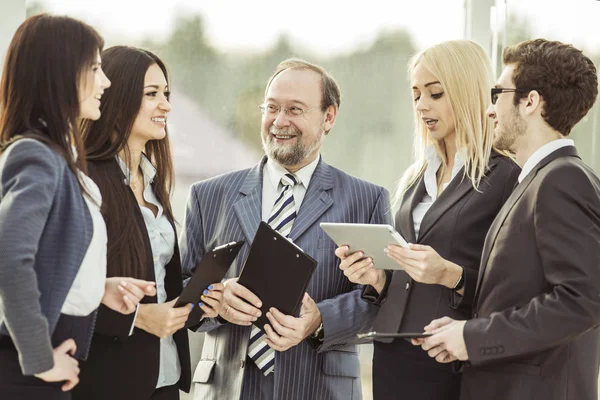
[74,45,223,400]
[0,15,156,400]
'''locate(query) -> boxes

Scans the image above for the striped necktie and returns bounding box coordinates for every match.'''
[247,173,298,376]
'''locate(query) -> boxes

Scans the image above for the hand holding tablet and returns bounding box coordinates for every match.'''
[320,223,409,270]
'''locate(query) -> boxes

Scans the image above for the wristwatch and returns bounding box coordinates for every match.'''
[312,322,324,341]
[452,268,465,291]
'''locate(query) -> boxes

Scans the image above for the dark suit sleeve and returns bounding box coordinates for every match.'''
[0,140,60,375]
[451,158,520,310]
[93,304,137,340]
[315,187,394,351]
[361,270,392,305]
[464,164,600,365]
[179,183,225,333]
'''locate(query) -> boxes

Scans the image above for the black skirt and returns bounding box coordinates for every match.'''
[373,337,461,400]
[0,336,70,400]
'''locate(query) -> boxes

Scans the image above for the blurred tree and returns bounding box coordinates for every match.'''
[26,1,45,17]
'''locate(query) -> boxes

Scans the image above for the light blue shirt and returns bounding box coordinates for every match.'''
[117,155,181,389]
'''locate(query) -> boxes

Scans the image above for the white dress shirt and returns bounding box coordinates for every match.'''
[518,139,575,183]
[61,170,108,316]
[117,155,181,389]
[261,155,320,221]
[412,146,466,239]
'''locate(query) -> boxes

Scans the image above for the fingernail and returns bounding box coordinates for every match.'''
[199,302,204,307]
[208,285,214,290]
[203,289,209,295]
[257,302,262,307]
[359,252,364,257]
[117,285,124,291]
[383,248,389,253]
[190,303,195,310]
[121,281,127,287]
[253,317,258,321]
[201,295,205,300]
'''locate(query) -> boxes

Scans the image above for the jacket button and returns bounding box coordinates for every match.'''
[499,346,505,354]
[405,282,410,290]
[240,359,245,369]
[473,312,478,318]
[113,337,118,341]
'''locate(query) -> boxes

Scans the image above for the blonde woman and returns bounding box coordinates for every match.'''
[335,40,520,399]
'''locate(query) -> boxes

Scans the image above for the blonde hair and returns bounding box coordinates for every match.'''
[394,40,502,206]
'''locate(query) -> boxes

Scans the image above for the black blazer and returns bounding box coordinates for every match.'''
[73,159,191,400]
[462,146,600,400]
[369,152,520,336]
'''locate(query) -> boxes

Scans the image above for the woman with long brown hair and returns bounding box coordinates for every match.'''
[74,46,223,400]
[0,15,155,400]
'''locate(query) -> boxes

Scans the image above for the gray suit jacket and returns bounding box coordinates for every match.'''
[463,146,600,400]
[180,157,392,400]
[0,138,93,375]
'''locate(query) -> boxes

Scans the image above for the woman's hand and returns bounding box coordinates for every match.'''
[335,246,387,294]
[135,298,192,338]
[34,339,80,392]
[102,277,157,314]
[198,282,224,318]
[385,244,462,287]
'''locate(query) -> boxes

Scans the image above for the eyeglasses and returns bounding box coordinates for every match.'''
[258,104,318,118]
[491,88,538,105]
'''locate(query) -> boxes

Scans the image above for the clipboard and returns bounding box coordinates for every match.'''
[237,222,317,333]
[356,331,433,340]
[176,240,244,327]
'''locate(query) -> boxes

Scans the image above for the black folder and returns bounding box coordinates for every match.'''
[176,240,244,327]
[237,222,317,333]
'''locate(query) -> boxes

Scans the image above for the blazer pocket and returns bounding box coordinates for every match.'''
[322,350,360,378]
[192,359,216,383]
[482,361,541,377]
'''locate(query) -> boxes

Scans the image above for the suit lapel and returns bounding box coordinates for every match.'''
[473,146,580,307]
[418,165,476,241]
[396,177,425,244]
[233,158,265,245]
[289,158,334,242]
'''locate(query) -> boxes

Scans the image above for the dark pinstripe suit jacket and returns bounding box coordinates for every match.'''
[180,156,392,400]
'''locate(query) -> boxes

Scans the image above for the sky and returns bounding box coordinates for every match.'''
[34,0,600,56]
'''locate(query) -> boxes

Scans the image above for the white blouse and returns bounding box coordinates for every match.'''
[412,146,466,239]
[61,172,108,316]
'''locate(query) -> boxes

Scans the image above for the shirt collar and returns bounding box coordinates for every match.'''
[518,139,575,183]
[265,154,320,191]
[116,153,157,190]
[423,144,467,200]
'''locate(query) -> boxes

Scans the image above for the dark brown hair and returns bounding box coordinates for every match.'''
[82,46,174,279]
[504,39,598,135]
[265,58,341,112]
[0,13,104,179]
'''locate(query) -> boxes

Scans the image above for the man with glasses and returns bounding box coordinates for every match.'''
[179,58,391,399]
[415,39,600,400]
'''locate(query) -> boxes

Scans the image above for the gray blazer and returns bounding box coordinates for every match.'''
[0,139,92,375]
[180,157,392,400]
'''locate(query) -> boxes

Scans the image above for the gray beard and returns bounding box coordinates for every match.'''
[263,126,324,166]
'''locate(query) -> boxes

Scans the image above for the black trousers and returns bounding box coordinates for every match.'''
[0,337,70,400]
[373,338,461,400]
[149,384,179,400]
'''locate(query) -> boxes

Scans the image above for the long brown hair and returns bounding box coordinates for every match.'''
[82,46,175,279]
[0,14,104,181]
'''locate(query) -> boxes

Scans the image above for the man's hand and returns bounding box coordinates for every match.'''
[417,317,469,363]
[335,246,387,294]
[218,278,262,326]
[135,298,192,338]
[34,339,80,392]
[263,293,322,352]
[102,277,156,314]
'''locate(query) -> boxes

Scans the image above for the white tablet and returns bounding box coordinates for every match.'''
[320,223,409,270]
